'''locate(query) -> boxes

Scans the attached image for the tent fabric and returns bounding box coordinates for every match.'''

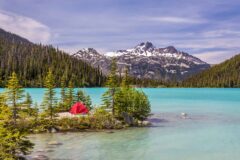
[69,102,89,115]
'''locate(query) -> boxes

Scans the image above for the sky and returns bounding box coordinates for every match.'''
[0,0,240,64]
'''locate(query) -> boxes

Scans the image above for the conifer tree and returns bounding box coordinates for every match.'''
[24,93,32,109]
[101,58,118,115]
[6,72,25,125]
[33,102,39,121]
[115,67,130,117]
[65,80,74,110]
[23,93,33,116]
[0,93,33,159]
[75,90,92,110]
[114,68,151,120]
[121,67,130,88]
[60,75,66,104]
[42,69,56,121]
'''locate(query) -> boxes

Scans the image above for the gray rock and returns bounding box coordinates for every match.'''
[138,120,151,126]
[73,42,210,81]
[47,141,63,146]
[32,154,49,160]
[181,112,188,119]
[122,112,134,125]
[142,120,151,126]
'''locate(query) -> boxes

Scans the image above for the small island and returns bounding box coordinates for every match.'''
[0,59,151,159]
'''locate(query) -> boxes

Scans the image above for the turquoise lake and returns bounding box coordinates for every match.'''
[2,88,240,160]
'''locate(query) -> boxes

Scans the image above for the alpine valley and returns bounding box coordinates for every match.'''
[73,42,210,81]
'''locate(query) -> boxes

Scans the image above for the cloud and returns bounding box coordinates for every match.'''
[202,29,240,38]
[175,37,240,50]
[0,10,51,43]
[144,16,205,24]
[193,50,238,64]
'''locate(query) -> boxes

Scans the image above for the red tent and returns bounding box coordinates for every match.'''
[69,102,89,115]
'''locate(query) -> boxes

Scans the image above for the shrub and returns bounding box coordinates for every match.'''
[114,88,151,121]
[90,107,123,129]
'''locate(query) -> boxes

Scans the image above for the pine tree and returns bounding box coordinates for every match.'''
[23,93,33,116]
[33,102,39,121]
[65,80,74,110]
[75,90,92,110]
[60,75,66,104]
[121,66,130,88]
[24,93,32,109]
[115,68,131,117]
[0,92,33,159]
[6,72,25,125]
[101,58,118,115]
[42,69,56,121]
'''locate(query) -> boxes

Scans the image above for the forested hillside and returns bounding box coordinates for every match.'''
[182,54,240,87]
[0,28,106,87]
[2,28,239,88]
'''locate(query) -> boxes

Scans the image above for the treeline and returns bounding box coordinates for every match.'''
[0,28,106,87]
[0,63,152,159]
[119,76,168,88]
[181,54,240,87]
[0,28,168,88]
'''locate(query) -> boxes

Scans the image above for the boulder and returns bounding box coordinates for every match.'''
[142,120,151,126]
[122,112,134,125]
[137,120,151,126]
[181,112,188,119]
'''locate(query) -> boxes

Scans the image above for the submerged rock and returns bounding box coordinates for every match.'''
[35,149,45,153]
[47,141,63,146]
[181,113,188,119]
[106,131,115,134]
[32,154,49,160]
[137,120,151,126]
[46,149,55,153]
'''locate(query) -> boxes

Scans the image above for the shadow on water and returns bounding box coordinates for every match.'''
[148,118,169,123]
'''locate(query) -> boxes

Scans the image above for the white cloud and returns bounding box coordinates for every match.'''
[172,36,240,50]
[193,51,238,64]
[0,10,51,43]
[202,29,240,37]
[145,16,205,24]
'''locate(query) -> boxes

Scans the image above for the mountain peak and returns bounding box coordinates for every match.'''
[165,46,178,53]
[135,41,155,51]
[73,42,210,81]
[82,48,98,53]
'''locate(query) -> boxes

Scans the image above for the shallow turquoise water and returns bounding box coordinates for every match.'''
[1,88,240,160]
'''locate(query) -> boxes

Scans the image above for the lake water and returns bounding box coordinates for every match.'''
[2,88,240,160]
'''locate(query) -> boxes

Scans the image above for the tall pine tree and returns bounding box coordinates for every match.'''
[42,69,56,121]
[0,92,33,159]
[6,72,25,125]
[101,58,118,115]
[65,80,75,110]
[60,75,66,104]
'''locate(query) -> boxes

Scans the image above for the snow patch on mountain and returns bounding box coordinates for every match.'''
[73,42,210,81]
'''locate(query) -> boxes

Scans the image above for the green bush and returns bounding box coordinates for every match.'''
[90,108,120,129]
[114,88,151,121]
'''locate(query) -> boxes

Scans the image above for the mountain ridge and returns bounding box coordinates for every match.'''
[73,42,210,81]
[182,54,240,87]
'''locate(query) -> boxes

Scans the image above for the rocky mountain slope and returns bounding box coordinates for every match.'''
[73,42,210,81]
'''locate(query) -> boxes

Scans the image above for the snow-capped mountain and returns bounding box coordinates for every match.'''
[73,42,210,81]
